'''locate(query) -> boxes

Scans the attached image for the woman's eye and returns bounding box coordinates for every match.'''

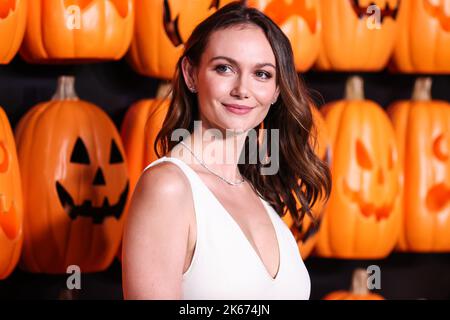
[215,65,232,73]
[256,71,272,79]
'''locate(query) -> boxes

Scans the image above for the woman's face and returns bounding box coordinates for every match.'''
[183,25,279,134]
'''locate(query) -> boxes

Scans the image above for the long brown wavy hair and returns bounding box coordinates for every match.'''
[155,1,331,228]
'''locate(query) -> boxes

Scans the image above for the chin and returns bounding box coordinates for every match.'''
[220,120,257,135]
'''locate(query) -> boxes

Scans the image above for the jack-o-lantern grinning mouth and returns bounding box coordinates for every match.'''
[56,181,129,224]
[423,0,450,32]
[350,0,400,22]
[163,0,182,47]
[0,0,15,19]
[342,179,394,221]
[163,0,221,46]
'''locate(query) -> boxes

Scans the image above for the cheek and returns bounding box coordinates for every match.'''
[199,71,230,96]
[253,84,276,104]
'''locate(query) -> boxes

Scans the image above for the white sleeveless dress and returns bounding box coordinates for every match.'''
[143,156,311,300]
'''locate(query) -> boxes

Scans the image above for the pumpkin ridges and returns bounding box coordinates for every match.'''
[20,102,60,273]
[31,0,48,61]
[0,0,27,64]
[16,77,128,273]
[388,78,450,252]
[0,106,24,279]
[68,101,125,271]
[20,0,134,62]
[317,0,399,71]
[316,77,401,259]
[392,0,450,73]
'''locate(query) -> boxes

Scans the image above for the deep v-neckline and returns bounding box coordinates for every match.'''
[163,156,282,281]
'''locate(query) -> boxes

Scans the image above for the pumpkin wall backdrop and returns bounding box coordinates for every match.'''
[0,0,448,301]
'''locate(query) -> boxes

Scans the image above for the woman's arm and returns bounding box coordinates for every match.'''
[122,163,192,299]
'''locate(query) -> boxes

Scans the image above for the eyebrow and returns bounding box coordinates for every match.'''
[208,56,276,69]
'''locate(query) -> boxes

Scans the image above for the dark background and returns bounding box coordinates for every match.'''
[0,56,449,300]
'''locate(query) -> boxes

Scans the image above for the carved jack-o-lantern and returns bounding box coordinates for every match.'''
[388,78,450,252]
[127,0,235,79]
[15,76,129,273]
[391,0,450,74]
[282,106,330,259]
[317,0,401,71]
[20,0,134,63]
[247,0,322,72]
[0,0,27,64]
[315,76,401,259]
[0,107,23,279]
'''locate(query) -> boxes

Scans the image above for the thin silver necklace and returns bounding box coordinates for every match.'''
[179,141,245,186]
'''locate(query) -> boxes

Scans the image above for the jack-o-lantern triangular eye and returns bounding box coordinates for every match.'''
[110,140,123,164]
[71,138,90,164]
[356,139,373,170]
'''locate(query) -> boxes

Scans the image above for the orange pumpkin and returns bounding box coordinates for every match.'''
[20,0,134,63]
[127,0,234,79]
[0,0,27,64]
[314,76,401,259]
[387,78,450,252]
[316,0,401,71]
[15,76,129,273]
[282,106,330,258]
[0,106,23,279]
[247,0,321,72]
[323,268,385,300]
[391,0,450,74]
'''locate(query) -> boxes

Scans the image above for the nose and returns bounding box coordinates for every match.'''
[230,75,249,99]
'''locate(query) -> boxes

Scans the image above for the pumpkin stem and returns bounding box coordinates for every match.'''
[350,268,370,295]
[156,81,173,100]
[345,76,365,101]
[412,77,432,101]
[52,76,79,101]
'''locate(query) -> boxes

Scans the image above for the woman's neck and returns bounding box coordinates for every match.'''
[175,125,249,182]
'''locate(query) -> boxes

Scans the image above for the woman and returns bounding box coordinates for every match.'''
[122,1,331,300]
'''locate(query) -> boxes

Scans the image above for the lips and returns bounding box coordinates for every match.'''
[223,103,254,115]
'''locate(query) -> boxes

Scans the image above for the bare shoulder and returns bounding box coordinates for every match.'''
[138,160,191,196]
[122,160,194,299]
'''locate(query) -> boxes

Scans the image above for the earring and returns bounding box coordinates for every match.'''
[190,86,197,93]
